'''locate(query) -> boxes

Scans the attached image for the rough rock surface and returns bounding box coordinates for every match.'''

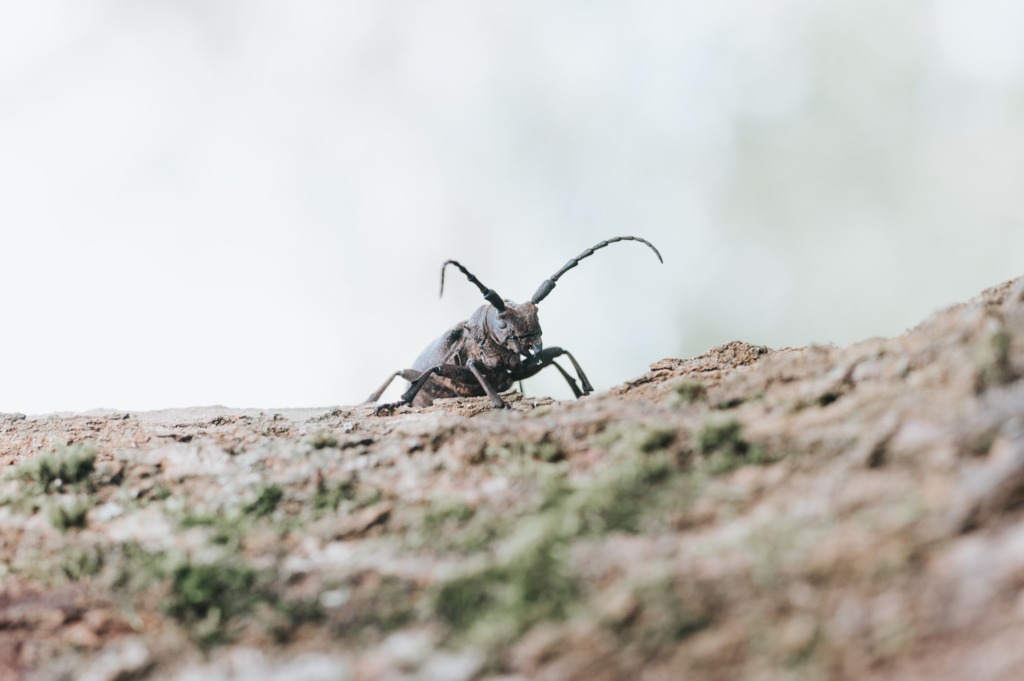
[2,277,1024,681]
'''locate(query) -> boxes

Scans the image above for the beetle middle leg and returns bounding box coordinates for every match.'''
[371,367,442,415]
[372,363,507,415]
[466,359,511,409]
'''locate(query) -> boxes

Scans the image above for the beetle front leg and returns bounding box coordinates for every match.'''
[547,360,585,398]
[558,349,594,394]
[510,347,594,398]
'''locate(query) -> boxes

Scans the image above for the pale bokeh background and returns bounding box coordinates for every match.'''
[2,1,1023,414]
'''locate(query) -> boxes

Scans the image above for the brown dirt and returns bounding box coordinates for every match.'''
[2,276,1024,681]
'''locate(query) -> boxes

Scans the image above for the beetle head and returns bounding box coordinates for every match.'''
[488,301,543,358]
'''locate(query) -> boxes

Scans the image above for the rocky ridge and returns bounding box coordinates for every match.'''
[1,277,1024,680]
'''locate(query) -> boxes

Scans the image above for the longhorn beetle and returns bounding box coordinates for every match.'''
[366,236,663,415]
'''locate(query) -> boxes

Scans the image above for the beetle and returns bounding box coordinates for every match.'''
[365,236,663,414]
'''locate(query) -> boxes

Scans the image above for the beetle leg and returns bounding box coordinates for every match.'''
[373,364,494,415]
[508,347,594,398]
[558,349,594,394]
[548,360,584,398]
[466,360,510,409]
[365,369,422,404]
[373,366,443,415]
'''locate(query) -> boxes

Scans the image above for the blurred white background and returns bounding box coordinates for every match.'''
[2,0,1023,414]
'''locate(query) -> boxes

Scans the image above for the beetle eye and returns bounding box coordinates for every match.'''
[495,318,507,329]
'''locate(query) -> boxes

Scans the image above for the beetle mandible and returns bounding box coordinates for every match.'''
[365,236,663,415]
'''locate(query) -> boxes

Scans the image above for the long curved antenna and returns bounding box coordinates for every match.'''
[441,260,506,311]
[531,236,663,304]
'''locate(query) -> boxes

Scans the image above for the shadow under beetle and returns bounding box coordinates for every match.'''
[366,236,663,415]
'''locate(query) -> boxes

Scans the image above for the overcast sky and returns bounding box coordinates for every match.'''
[2,0,1023,414]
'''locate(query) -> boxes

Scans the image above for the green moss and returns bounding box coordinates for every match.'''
[355,487,384,509]
[434,531,579,639]
[47,495,92,531]
[572,454,677,534]
[555,423,698,536]
[361,575,419,631]
[314,475,357,513]
[510,535,578,621]
[244,484,284,517]
[271,598,325,642]
[74,541,319,649]
[626,578,714,653]
[696,418,765,475]
[538,474,575,511]
[323,574,418,637]
[485,437,565,463]
[168,561,261,646]
[179,511,217,528]
[13,443,97,491]
[673,379,707,404]
[60,545,104,581]
[309,431,339,449]
[639,427,676,453]
[178,510,250,550]
[170,561,258,620]
[435,568,499,631]
[534,441,565,462]
[431,450,693,646]
[109,542,176,594]
[592,423,682,462]
[402,495,512,555]
[697,419,744,453]
[426,498,476,527]
[975,327,1014,389]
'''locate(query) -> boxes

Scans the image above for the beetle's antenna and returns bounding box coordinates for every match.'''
[531,236,663,304]
[441,260,506,311]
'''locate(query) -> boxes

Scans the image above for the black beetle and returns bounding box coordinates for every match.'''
[366,236,663,414]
